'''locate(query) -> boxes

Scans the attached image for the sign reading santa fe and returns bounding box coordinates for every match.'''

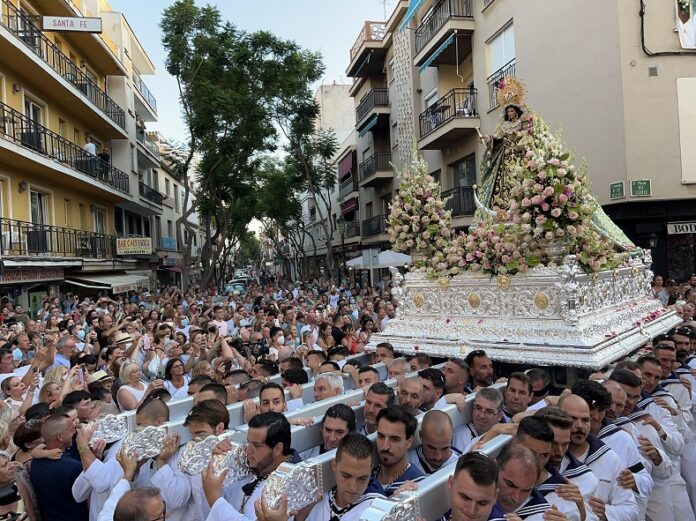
[41,16,102,33]
[116,237,152,255]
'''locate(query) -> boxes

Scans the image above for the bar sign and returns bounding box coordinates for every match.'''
[609,181,625,200]
[630,179,652,197]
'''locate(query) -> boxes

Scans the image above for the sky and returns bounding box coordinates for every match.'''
[109,0,398,143]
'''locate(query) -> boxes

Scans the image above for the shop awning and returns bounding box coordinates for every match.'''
[400,0,424,30]
[341,197,358,215]
[338,150,354,180]
[64,273,149,294]
[418,34,455,74]
[358,115,378,137]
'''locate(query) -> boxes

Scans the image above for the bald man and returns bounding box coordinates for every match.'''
[409,410,461,474]
[559,394,639,521]
[399,379,423,417]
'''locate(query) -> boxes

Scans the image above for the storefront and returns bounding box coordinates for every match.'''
[0,266,64,311]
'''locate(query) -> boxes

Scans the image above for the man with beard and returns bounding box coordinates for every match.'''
[254,433,384,521]
[360,382,395,435]
[464,350,494,391]
[604,375,673,521]
[418,368,445,412]
[439,452,501,521]
[453,387,504,452]
[300,404,356,459]
[409,410,461,475]
[203,412,295,520]
[652,344,693,425]
[443,358,469,395]
[374,406,424,495]
[570,379,653,519]
[398,378,423,416]
[559,394,639,521]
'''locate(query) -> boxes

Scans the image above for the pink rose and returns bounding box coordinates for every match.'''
[531,195,543,205]
[538,171,547,180]
[550,208,562,218]
[535,216,547,225]
[541,203,550,212]
[566,225,577,236]
[528,160,538,170]
[568,211,579,220]
[543,186,555,197]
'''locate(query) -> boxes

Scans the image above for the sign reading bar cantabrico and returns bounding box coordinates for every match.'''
[116,237,153,255]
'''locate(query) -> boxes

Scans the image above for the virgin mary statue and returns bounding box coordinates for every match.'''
[474,77,635,251]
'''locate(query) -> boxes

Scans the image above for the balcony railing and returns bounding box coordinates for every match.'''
[0,101,130,193]
[0,0,125,129]
[345,221,360,239]
[136,131,160,159]
[0,217,116,258]
[362,215,387,237]
[419,88,478,138]
[339,175,359,198]
[139,181,164,205]
[133,72,158,113]
[487,59,516,109]
[415,0,473,55]
[443,186,475,216]
[356,88,389,123]
[359,152,392,182]
[350,21,387,62]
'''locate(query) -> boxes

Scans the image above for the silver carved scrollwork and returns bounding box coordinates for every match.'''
[359,492,420,521]
[558,255,581,325]
[178,433,241,477]
[122,426,168,460]
[90,415,128,445]
[263,461,323,513]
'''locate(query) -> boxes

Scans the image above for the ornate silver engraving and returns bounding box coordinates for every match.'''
[263,461,323,513]
[90,415,128,445]
[359,492,420,521]
[122,426,168,460]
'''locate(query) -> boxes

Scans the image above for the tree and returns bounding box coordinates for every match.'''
[161,0,324,288]
[237,232,261,266]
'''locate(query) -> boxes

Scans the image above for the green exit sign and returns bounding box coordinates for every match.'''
[630,179,652,197]
[609,181,625,200]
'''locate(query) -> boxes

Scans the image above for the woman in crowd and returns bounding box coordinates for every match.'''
[316,322,334,351]
[163,358,190,401]
[1,376,36,417]
[117,362,156,411]
[652,275,664,298]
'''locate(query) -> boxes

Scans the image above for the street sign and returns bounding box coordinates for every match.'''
[116,237,152,255]
[630,179,652,197]
[42,16,102,33]
[667,222,696,235]
[609,181,625,200]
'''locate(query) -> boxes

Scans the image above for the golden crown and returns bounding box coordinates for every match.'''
[495,76,527,108]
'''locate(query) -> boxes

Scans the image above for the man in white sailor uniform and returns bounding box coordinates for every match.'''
[252,433,385,521]
[300,404,356,460]
[494,444,567,520]
[570,380,653,518]
[409,410,462,475]
[559,395,639,521]
[453,387,504,452]
[603,376,673,521]
[204,411,297,521]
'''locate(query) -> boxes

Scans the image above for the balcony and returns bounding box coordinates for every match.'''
[0,217,115,258]
[133,72,157,115]
[419,88,479,150]
[359,152,392,187]
[339,174,359,199]
[356,88,389,125]
[345,221,361,239]
[443,186,475,216]
[487,59,516,110]
[139,181,164,206]
[347,21,388,78]
[0,0,125,132]
[362,215,387,237]
[136,131,160,161]
[0,101,130,194]
[414,0,474,68]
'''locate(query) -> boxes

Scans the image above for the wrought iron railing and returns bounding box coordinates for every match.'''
[415,0,473,55]
[356,88,389,123]
[419,88,478,138]
[0,0,125,129]
[359,152,392,182]
[483,0,497,7]
[362,215,386,237]
[0,217,116,258]
[442,186,475,216]
[136,131,160,159]
[139,181,164,205]
[132,72,157,113]
[487,59,516,109]
[345,222,360,239]
[0,101,130,193]
[339,175,358,198]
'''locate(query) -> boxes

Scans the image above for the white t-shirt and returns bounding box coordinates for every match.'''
[212,320,229,336]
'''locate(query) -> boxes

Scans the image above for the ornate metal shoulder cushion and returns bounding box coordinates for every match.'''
[122,426,168,460]
[262,460,323,514]
[359,491,420,521]
[90,414,128,445]
[178,433,251,485]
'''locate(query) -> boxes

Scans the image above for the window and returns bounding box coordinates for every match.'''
[93,207,105,234]
[30,190,49,225]
[174,185,179,212]
[154,216,161,243]
[58,118,66,138]
[424,88,439,109]
[167,220,173,238]
[24,97,43,125]
[130,144,136,172]
[381,193,391,215]
[74,128,81,144]
[365,202,373,219]
[63,199,70,225]
[165,178,170,196]
[431,169,441,186]
[488,23,515,74]
[452,154,476,187]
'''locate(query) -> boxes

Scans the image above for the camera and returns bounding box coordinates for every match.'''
[208,326,218,333]
[240,341,269,359]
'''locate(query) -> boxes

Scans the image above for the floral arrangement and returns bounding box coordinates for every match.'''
[387,148,452,263]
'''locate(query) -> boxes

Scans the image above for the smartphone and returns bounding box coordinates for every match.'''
[143,335,151,350]
[78,367,85,387]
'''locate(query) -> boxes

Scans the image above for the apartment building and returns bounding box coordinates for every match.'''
[0,0,166,306]
[347,0,696,279]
